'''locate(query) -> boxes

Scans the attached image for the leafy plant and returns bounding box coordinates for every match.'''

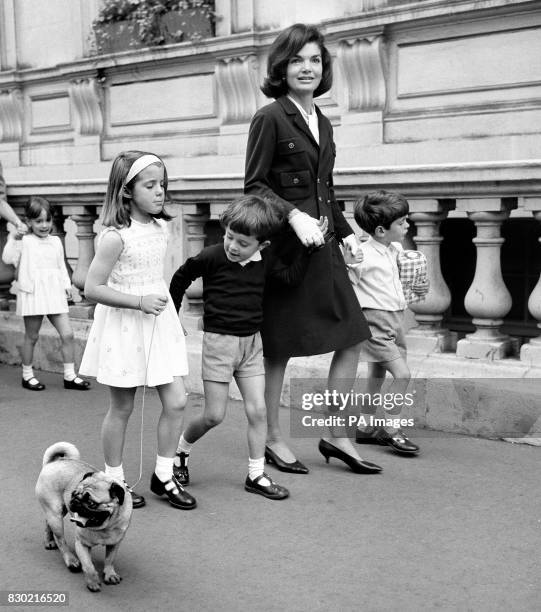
[92,0,215,50]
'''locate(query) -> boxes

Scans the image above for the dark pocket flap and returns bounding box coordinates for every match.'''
[280,170,310,188]
[278,137,305,155]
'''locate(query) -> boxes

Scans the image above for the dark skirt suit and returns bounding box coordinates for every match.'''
[244,96,371,358]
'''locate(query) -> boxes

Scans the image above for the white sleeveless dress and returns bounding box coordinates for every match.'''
[80,218,188,387]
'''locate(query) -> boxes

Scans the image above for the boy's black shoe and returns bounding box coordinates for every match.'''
[244,473,289,500]
[355,427,379,445]
[375,429,419,454]
[173,452,190,486]
[150,473,196,510]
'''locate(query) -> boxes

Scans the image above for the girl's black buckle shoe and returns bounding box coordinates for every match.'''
[63,377,90,390]
[318,439,382,474]
[22,377,45,391]
[173,452,190,485]
[264,446,309,474]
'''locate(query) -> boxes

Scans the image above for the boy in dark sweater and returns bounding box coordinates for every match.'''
[169,195,323,500]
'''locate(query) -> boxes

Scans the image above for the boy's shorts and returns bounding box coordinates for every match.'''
[359,309,407,363]
[202,331,264,383]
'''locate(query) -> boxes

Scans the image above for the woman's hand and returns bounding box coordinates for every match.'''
[288,210,325,247]
[141,294,168,316]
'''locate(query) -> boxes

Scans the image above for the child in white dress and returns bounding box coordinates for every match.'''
[2,196,90,391]
[80,151,195,511]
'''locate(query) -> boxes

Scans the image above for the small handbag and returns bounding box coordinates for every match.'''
[397,249,429,305]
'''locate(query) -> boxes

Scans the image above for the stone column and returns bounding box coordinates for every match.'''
[406,199,456,353]
[182,203,210,315]
[63,205,98,314]
[334,32,386,146]
[520,204,541,366]
[456,198,517,360]
[215,54,260,156]
[51,204,73,281]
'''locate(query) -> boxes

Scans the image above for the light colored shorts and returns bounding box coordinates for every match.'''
[202,331,264,383]
[359,309,407,363]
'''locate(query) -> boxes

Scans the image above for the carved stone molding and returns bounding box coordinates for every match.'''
[68,78,103,136]
[0,88,22,142]
[215,55,259,124]
[336,35,386,112]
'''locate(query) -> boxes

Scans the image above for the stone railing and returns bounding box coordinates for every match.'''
[2,160,540,369]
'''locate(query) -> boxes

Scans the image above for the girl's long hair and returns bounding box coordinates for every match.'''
[101,150,172,228]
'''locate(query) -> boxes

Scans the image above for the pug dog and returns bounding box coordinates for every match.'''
[35,442,132,592]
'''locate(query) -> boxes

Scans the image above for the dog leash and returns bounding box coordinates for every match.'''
[127,314,157,490]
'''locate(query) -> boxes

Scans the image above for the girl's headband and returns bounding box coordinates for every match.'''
[125,154,162,184]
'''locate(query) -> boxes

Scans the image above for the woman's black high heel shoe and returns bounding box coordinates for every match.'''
[265,446,309,474]
[318,439,382,474]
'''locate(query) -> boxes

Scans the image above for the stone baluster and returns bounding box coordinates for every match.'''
[51,204,73,281]
[520,203,541,366]
[63,205,98,308]
[455,198,517,360]
[406,199,456,353]
[182,203,210,314]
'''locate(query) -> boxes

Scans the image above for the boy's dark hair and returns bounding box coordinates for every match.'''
[25,196,53,222]
[353,190,409,235]
[220,195,287,242]
[261,23,332,99]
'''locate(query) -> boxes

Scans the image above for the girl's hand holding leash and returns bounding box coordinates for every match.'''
[139,294,168,316]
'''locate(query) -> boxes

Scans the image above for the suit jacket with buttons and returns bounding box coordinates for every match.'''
[243,96,370,358]
[244,96,352,241]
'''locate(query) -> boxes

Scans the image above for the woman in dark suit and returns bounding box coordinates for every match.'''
[244,23,381,475]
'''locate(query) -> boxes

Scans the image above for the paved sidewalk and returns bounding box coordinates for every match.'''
[1,363,539,611]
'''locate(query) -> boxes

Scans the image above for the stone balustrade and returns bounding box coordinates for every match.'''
[2,163,540,370]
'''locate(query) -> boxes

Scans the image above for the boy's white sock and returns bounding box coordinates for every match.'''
[63,362,76,381]
[248,457,269,485]
[104,463,125,484]
[22,364,34,381]
[176,433,193,457]
[155,455,174,483]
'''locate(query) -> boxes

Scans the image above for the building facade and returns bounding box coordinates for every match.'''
[0,0,540,437]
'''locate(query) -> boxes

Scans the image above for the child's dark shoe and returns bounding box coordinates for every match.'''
[355,427,379,445]
[22,377,45,391]
[375,429,419,454]
[244,473,289,500]
[63,377,90,390]
[150,473,196,510]
[172,452,190,486]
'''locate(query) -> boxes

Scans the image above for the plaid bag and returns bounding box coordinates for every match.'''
[397,249,429,305]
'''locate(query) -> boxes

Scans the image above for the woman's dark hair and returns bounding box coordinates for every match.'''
[25,196,53,222]
[261,23,332,99]
[354,191,410,235]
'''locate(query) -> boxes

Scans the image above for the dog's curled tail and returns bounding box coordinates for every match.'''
[42,442,81,466]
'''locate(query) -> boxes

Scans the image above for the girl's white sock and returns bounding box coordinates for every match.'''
[63,362,76,381]
[22,364,34,381]
[104,463,125,484]
[155,455,174,483]
[248,456,269,485]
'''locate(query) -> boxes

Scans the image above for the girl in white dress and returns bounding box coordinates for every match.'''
[80,151,195,511]
[1,196,90,391]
